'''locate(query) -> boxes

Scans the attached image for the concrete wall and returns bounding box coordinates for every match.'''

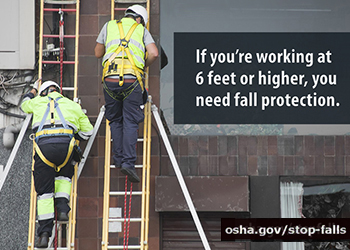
[0,128,32,249]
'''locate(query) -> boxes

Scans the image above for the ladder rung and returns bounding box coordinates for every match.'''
[109,191,142,195]
[62,87,75,91]
[42,60,75,65]
[35,220,69,225]
[44,1,77,6]
[43,34,76,39]
[44,8,77,12]
[115,0,147,3]
[34,248,70,250]
[112,138,142,142]
[110,164,143,168]
[107,245,141,249]
[109,218,142,222]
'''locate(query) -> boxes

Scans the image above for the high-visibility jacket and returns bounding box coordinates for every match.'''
[21,91,93,140]
[21,91,92,222]
[102,17,146,70]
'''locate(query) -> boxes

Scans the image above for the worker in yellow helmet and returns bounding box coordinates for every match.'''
[21,80,93,248]
[94,4,158,182]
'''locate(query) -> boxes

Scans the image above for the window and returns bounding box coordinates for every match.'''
[281,177,350,250]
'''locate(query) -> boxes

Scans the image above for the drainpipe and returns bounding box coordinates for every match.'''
[3,122,24,149]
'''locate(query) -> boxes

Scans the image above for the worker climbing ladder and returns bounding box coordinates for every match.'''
[101,0,152,249]
[27,0,81,249]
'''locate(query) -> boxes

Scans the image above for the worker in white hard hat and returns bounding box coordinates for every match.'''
[21,80,93,248]
[94,4,159,183]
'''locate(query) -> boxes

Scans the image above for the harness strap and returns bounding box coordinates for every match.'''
[34,137,76,172]
[38,100,53,132]
[36,128,73,138]
[34,96,76,172]
[104,21,144,92]
[107,22,138,63]
[116,21,144,91]
[103,79,138,102]
[53,97,70,130]
[35,97,72,141]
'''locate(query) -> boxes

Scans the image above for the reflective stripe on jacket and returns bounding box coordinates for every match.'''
[102,18,145,70]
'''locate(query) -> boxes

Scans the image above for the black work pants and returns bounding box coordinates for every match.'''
[33,142,74,236]
[103,78,144,169]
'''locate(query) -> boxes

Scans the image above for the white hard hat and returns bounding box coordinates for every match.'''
[39,80,60,96]
[125,4,148,25]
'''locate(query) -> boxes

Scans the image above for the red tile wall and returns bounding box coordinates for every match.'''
[162,135,350,178]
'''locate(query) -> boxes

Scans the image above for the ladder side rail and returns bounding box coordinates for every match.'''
[38,0,44,82]
[140,101,150,249]
[27,151,37,250]
[151,104,211,250]
[28,0,45,247]
[102,121,112,250]
[67,163,78,249]
[142,3,151,248]
[0,114,32,192]
[73,0,80,101]
[77,106,106,178]
[111,0,115,21]
[144,0,150,90]
[102,2,114,248]
[143,100,152,250]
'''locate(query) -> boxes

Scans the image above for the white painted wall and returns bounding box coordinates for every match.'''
[0,0,35,69]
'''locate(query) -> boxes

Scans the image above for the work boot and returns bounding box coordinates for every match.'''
[36,232,49,248]
[121,166,140,183]
[57,212,69,221]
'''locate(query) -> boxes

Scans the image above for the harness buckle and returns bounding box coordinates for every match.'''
[120,38,129,48]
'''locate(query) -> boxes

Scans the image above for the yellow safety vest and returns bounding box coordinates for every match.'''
[102,18,145,90]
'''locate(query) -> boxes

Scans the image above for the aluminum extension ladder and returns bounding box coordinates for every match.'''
[101,0,151,249]
[27,0,81,249]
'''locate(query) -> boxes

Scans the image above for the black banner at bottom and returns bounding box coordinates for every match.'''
[221,218,350,241]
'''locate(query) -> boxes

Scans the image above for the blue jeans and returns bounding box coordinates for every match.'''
[103,78,144,168]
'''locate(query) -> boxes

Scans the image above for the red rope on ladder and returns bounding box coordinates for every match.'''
[59,20,64,93]
[126,183,133,249]
[123,176,128,249]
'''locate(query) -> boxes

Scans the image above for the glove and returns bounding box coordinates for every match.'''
[32,79,41,91]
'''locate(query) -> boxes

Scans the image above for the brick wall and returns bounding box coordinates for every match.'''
[160,135,350,178]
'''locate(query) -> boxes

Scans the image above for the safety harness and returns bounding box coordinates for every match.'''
[34,96,77,172]
[102,20,145,99]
